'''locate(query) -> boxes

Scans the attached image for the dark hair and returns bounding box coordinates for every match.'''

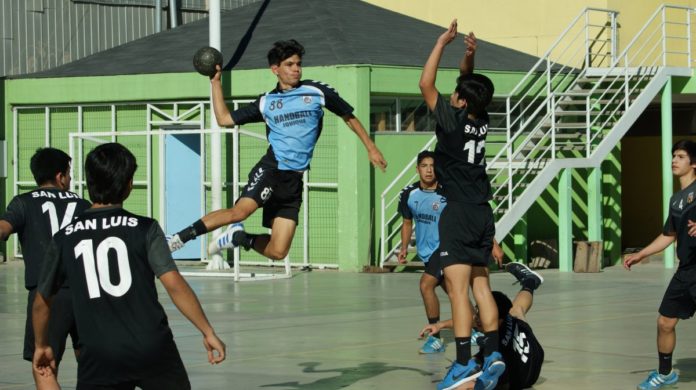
[85,143,137,204]
[30,147,71,186]
[417,150,435,165]
[672,139,696,166]
[492,291,513,319]
[455,73,494,115]
[267,39,305,66]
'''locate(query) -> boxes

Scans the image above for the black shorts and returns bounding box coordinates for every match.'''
[438,202,495,267]
[240,159,303,228]
[501,318,544,389]
[659,267,696,319]
[77,344,190,390]
[423,250,444,284]
[24,287,78,363]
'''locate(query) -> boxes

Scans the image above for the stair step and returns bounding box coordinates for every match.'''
[554,110,624,116]
[557,99,621,106]
[382,260,425,268]
[575,76,623,83]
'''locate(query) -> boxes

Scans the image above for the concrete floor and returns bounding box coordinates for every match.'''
[1,259,695,390]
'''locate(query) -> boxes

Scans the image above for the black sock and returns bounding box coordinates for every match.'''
[481,331,499,357]
[659,352,672,375]
[176,219,208,243]
[428,317,440,338]
[521,279,537,294]
[232,231,258,251]
[455,337,471,365]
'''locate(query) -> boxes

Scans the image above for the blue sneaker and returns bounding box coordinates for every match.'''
[471,330,484,346]
[208,223,244,255]
[419,335,446,354]
[437,359,481,390]
[637,370,678,389]
[474,352,506,390]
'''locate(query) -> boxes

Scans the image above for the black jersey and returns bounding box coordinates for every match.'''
[1,188,90,289]
[664,179,696,269]
[498,315,544,389]
[37,206,179,385]
[432,94,491,204]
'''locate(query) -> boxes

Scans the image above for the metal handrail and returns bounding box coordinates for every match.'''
[379,5,694,266]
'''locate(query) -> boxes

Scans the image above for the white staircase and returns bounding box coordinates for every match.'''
[379,5,696,267]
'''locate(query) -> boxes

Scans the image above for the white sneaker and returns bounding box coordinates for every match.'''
[167,234,185,253]
[208,223,244,255]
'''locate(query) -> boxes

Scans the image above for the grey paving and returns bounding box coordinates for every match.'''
[1,259,695,389]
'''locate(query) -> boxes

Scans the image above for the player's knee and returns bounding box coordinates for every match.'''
[420,276,437,292]
[228,206,253,221]
[266,247,289,260]
[657,316,677,333]
[509,305,525,319]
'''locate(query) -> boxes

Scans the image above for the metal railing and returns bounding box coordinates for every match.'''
[379,5,696,266]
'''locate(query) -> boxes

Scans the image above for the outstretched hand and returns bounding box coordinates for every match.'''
[623,252,643,270]
[464,32,477,57]
[437,19,458,46]
[419,323,442,339]
[368,148,387,172]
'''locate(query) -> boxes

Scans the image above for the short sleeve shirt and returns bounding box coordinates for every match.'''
[398,182,447,262]
[37,206,179,384]
[663,179,696,269]
[431,94,491,204]
[231,80,354,171]
[1,188,90,289]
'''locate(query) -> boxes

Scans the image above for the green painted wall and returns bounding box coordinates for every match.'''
[3,63,626,270]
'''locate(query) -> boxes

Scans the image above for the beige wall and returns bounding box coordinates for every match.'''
[365,0,696,58]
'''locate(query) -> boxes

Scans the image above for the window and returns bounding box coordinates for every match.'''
[370,96,507,134]
[370,97,435,132]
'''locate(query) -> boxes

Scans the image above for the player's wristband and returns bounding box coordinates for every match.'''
[177,219,208,243]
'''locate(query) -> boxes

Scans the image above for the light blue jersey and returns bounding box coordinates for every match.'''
[398,182,447,262]
[231,80,354,171]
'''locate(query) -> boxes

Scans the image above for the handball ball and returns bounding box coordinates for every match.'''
[193,46,223,77]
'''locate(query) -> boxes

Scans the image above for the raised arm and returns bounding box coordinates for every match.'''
[342,115,387,172]
[210,65,235,127]
[623,234,676,270]
[419,19,458,111]
[159,270,226,364]
[460,32,477,76]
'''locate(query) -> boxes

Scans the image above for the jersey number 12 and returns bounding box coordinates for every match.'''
[463,139,485,165]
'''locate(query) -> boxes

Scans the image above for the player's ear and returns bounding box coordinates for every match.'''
[270,64,279,76]
[54,170,68,190]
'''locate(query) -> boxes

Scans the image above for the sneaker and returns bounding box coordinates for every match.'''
[471,330,484,346]
[208,223,244,255]
[474,352,506,390]
[437,359,481,390]
[506,262,544,290]
[167,234,184,253]
[637,370,679,390]
[419,335,446,354]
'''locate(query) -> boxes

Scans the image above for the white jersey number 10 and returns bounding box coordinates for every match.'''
[74,237,133,299]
